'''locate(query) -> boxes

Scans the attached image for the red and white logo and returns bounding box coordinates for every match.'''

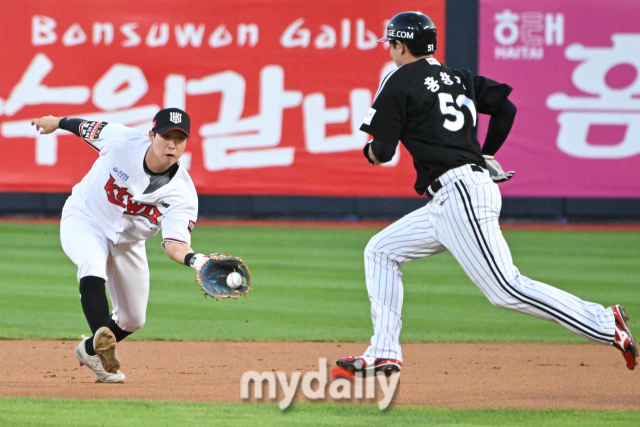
[104,175,162,225]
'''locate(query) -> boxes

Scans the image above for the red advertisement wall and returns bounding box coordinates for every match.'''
[0,0,445,197]
[479,0,640,197]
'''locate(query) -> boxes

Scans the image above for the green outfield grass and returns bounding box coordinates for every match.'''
[1,398,639,427]
[0,221,638,343]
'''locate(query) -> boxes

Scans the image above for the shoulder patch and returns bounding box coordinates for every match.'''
[188,220,196,233]
[81,121,107,140]
[363,108,376,125]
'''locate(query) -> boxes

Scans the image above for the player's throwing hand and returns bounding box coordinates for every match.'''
[31,116,61,134]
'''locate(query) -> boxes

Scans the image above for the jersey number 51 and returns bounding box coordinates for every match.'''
[438,93,477,132]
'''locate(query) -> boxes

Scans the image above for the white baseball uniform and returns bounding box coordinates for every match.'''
[60,121,198,332]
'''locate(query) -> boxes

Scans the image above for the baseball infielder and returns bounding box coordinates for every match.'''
[333,12,637,379]
[32,109,217,383]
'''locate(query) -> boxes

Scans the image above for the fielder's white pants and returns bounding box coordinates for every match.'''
[60,212,149,332]
[364,164,616,362]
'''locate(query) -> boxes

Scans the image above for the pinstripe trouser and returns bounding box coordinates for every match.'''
[364,164,616,362]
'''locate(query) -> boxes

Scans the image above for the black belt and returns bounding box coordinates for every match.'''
[427,164,484,196]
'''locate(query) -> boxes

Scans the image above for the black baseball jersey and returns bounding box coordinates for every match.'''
[360,57,512,195]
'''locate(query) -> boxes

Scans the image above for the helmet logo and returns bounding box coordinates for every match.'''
[388,29,414,40]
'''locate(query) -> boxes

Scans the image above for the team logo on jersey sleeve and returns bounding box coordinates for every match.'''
[363,108,376,125]
[81,121,107,140]
[104,175,163,225]
[188,220,196,233]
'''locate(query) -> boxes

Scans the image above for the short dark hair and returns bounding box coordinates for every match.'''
[390,39,425,57]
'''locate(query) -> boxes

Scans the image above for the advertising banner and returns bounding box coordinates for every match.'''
[480,0,640,197]
[0,0,445,196]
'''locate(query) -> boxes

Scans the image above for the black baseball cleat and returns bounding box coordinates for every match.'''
[611,305,637,370]
[333,356,402,379]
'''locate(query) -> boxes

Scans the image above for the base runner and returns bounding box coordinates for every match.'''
[332,12,637,379]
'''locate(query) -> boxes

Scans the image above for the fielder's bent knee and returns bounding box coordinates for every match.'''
[365,233,386,257]
[365,240,402,272]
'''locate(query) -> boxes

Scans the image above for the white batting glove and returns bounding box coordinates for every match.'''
[483,155,515,183]
[189,254,210,272]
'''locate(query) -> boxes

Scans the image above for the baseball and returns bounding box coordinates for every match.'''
[226,272,243,289]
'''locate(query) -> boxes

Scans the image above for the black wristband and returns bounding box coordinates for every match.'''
[184,252,196,266]
[58,117,85,137]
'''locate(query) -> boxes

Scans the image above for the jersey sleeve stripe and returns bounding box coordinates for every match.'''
[163,238,189,245]
[374,68,399,102]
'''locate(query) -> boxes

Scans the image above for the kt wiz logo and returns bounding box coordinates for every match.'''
[170,112,182,123]
[104,175,162,225]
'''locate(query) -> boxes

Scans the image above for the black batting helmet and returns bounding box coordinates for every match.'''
[378,11,437,55]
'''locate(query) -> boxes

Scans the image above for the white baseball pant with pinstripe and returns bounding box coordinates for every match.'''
[364,164,616,362]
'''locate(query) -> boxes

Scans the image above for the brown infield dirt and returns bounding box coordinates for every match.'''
[1,340,639,410]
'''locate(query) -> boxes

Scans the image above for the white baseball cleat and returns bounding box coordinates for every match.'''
[75,332,125,383]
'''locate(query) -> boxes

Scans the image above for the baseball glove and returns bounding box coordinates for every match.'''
[196,254,252,300]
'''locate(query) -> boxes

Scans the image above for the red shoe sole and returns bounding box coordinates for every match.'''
[331,366,355,381]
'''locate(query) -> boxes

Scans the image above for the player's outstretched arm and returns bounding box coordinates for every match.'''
[31,116,61,134]
[164,241,197,266]
[32,116,91,139]
[33,117,117,153]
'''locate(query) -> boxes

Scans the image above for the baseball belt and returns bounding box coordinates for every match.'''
[427,164,484,197]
